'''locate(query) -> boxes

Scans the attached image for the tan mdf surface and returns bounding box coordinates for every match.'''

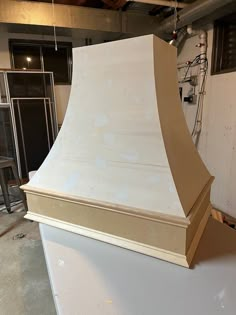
[153,37,211,216]
[22,35,213,267]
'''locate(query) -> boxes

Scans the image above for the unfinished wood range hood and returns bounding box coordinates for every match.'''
[22,35,214,267]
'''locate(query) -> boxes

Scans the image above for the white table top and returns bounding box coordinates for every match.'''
[40,218,236,315]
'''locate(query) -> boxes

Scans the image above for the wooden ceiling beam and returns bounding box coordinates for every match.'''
[132,0,187,9]
[0,0,156,35]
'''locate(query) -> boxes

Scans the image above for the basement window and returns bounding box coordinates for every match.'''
[212,13,236,75]
[9,40,72,84]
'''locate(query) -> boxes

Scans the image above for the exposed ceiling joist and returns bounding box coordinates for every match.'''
[132,0,187,9]
[0,0,156,35]
[26,0,188,10]
[101,0,126,9]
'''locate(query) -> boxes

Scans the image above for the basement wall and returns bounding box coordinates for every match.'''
[178,26,236,218]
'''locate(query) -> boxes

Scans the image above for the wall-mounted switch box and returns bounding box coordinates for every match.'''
[184,94,197,104]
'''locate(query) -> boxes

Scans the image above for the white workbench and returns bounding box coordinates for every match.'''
[40,218,236,315]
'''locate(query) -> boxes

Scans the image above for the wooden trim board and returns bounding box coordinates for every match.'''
[24,203,211,268]
[23,179,213,267]
[25,211,190,267]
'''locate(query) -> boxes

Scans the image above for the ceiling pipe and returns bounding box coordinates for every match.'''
[194,1,236,28]
[156,0,236,36]
[131,0,187,9]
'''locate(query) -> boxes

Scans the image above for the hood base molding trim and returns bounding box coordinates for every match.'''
[24,181,212,268]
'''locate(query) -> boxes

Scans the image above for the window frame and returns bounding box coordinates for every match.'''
[211,14,236,75]
[9,39,72,85]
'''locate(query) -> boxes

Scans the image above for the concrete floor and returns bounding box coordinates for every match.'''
[0,207,56,315]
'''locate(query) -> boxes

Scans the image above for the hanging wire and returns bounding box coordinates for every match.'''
[180,53,208,139]
[191,58,208,137]
[52,0,58,51]
[169,0,178,44]
[173,0,178,32]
